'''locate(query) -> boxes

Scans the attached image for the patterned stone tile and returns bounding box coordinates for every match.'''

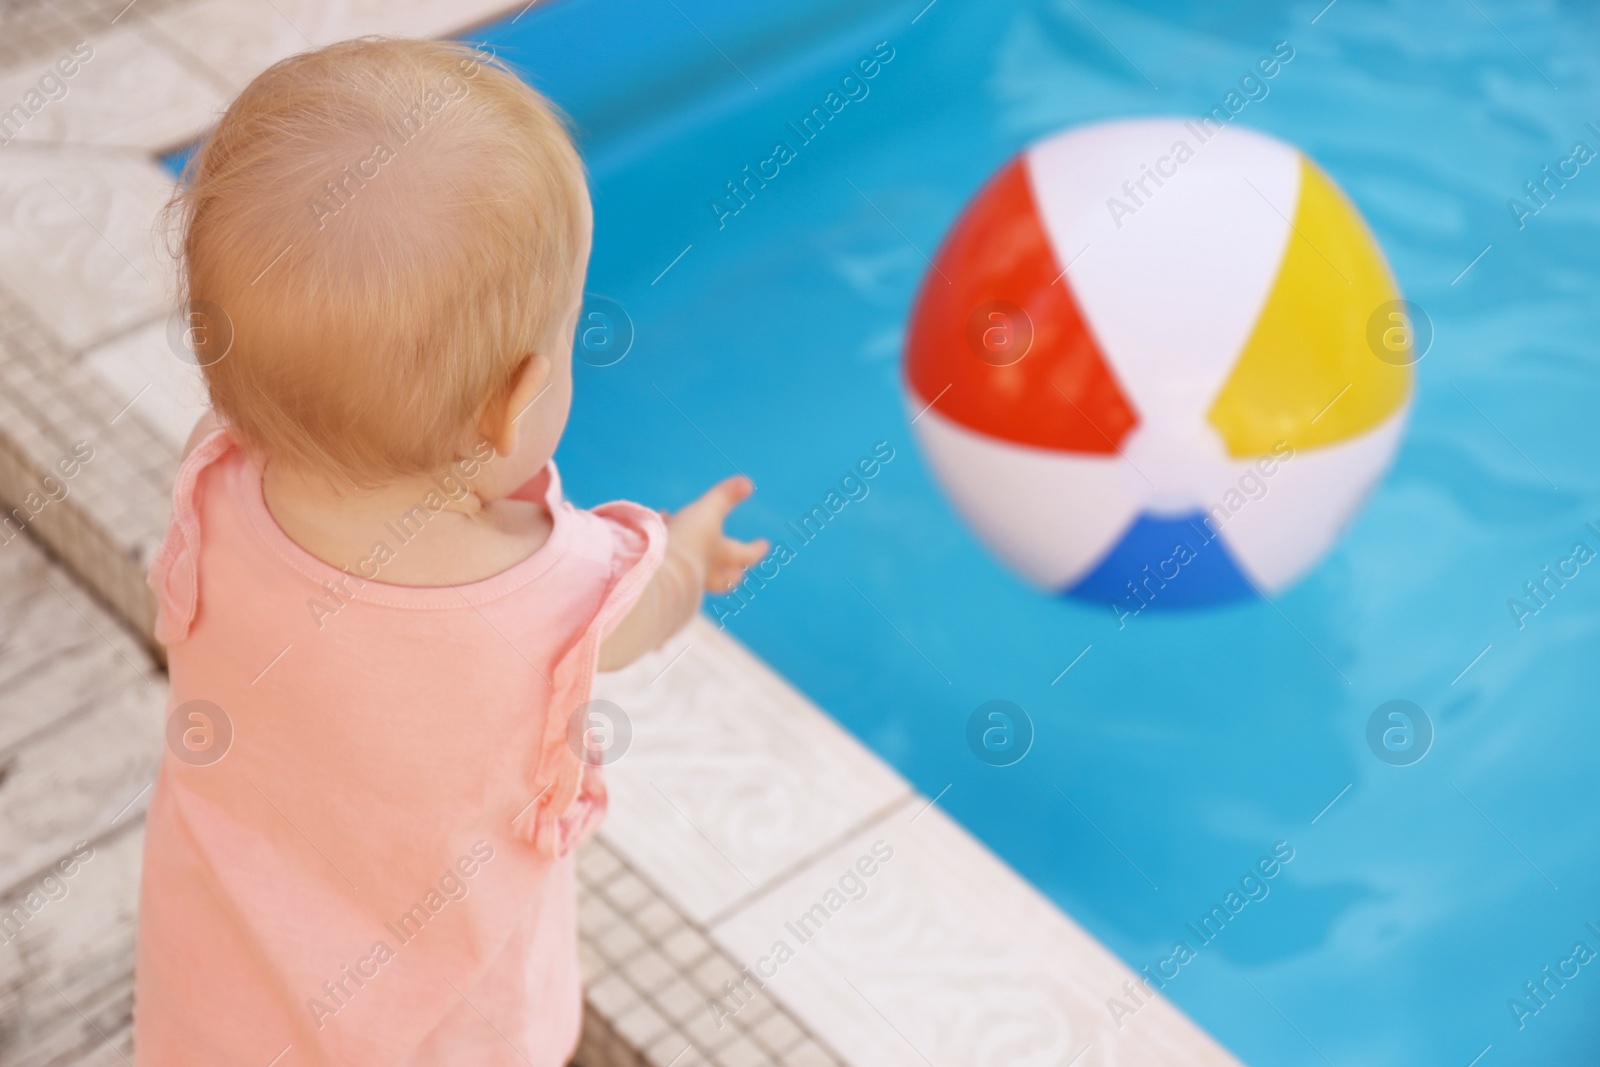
[0,0,185,77]
[80,316,207,449]
[0,20,226,149]
[709,800,1242,1067]
[137,0,309,94]
[143,0,530,96]
[269,0,523,42]
[594,618,910,926]
[0,147,177,351]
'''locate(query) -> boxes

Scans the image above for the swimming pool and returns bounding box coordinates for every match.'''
[183,1,1600,1061]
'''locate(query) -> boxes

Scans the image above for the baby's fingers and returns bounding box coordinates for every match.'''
[708,565,747,595]
[707,537,768,594]
[690,475,755,522]
[721,535,769,567]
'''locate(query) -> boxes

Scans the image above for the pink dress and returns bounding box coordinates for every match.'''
[135,429,664,1066]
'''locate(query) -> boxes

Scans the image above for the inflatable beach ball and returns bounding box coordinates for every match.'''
[905,118,1413,611]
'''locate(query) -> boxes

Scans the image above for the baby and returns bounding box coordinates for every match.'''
[136,38,765,1066]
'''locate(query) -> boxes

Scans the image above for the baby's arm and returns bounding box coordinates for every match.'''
[598,476,767,671]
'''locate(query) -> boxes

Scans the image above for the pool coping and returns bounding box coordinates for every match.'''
[0,2,1243,1064]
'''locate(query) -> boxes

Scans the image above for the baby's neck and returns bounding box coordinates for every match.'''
[270,463,485,521]
[261,462,553,587]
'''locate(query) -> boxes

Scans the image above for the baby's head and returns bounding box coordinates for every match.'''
[169,37,590,495]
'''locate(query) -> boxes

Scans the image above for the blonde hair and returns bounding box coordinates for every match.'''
[167,37,588,485]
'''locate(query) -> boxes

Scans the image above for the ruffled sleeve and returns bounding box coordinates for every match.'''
[519,499,666,858]
[148,428,234,646]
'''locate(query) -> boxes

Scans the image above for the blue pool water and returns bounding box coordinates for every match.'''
[493,3,1600,1064]
[171,2,1600,1061]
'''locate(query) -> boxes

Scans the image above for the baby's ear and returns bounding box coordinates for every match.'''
[480,354,550,457]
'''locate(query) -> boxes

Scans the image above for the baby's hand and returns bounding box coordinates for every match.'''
[599,476,768,671]
[666,476,769,595]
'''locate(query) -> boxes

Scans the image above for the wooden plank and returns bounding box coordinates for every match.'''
[0,538,163,898]
[0,674,162,898]
[0,535,160,756]
[0,537,152,1063]
[0,820,141,1067]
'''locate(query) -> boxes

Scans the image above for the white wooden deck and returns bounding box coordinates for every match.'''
[0,534,160,1066]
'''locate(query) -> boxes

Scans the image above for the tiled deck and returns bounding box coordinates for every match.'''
[0,1,1242,1063]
